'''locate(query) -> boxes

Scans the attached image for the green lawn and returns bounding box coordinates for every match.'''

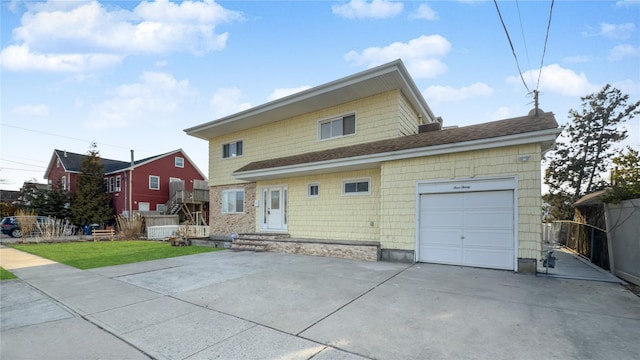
[10,241,224,270]
[1,267,17,280]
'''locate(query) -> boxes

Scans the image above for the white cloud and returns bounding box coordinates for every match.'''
[599,22,635,39]
[11,104,49,116]
[616,0,640,7]
[1,44,122,72]
[267,86,312,102]
[332,0,403,19]
[409,4,438,20]
[507,64,598,97]
[344,35,451,78]
[210,87,252,118]
[422,83,493,103]
[608,44,639,61]
[2,0,243,72]
[86,71,191,129]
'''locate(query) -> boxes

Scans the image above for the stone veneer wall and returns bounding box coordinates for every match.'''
[262,239,379,262]
[210,183,257,235]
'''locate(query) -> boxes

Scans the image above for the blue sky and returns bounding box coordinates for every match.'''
[1,0,639,191]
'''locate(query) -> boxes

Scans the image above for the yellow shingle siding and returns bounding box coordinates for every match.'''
[258,169,381,241]
[380,144,543,260]
[209,90,419,186]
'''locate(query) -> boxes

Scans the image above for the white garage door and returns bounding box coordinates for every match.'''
[419,190,514,270]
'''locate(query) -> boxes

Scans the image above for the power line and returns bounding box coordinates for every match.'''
[493,0,531,93]
[1,123,131,151]
[0,159,46,168]
[537,0,555,92]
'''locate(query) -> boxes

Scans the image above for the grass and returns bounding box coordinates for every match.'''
[10,241,224,270]
[1,267,17,280]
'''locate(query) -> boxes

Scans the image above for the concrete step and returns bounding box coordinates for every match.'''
[231,243,267,252]
[237,233,290,241]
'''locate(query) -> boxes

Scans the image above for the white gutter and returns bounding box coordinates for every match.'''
[233,127,562,181]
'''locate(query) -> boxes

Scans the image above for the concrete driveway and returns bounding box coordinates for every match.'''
[2,247,639,360]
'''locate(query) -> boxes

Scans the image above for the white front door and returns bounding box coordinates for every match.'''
[262,186,287,230]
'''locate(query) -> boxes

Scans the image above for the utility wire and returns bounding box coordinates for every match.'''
[493,0,530,93]
[0,159,46,168]
[1,123,131,151]
[536,0,555,91]
[515,0,534,86]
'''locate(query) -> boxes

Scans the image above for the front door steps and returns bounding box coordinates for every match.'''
[231,233,380,262]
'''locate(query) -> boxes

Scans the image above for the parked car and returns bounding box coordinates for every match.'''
[0,216,49,238]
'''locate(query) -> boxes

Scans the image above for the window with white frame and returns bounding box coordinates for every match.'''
[342,178,370,195]
[157,204,166,214]
[222,189,244,213]
[308,183,319,198]
[175,157,184,168]
[319,113,356,140]
[62,176,67,191]
[109,177,115,192]
[115,176,121,192]
[222,141,243,158]
[149,175,160,190]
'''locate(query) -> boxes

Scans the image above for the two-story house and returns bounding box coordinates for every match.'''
[185,59,561,272]
[44,148,208,223]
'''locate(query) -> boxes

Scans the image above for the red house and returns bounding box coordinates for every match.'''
[44,149,209,224]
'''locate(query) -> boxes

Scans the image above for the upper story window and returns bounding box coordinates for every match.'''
[115,176,121,192]
[222,141,243,158]
[109,177,115,192]
[319,113,356,140]
[62,176,67,191]
[175,157,184,168]
[149,175,160,190]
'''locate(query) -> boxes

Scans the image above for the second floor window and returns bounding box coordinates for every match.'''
[109,177,115,192]
[319,114,356,140]
[222,141,243,158]
[175,157,184,168]
[115,176,121,192]
[149,175,160,190]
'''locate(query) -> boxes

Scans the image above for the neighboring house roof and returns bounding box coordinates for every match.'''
[44,149,207,180]
[234,111,561,181]
[574,189,610,207]
[0,190,21,202]
[184,59,438,140]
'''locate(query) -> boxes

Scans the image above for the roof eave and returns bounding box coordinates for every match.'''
[184,60,436,140]
[233,127,562,182]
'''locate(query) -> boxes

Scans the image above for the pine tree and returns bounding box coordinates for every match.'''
[543,85,640,220]
[70,144,114,226]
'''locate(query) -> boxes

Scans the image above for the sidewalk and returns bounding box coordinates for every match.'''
[2,245,640,360]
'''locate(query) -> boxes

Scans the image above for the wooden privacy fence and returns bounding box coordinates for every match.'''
[147,225,210,240]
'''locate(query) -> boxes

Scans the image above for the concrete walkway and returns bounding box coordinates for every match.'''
[537,246,623,283]
[2,246,640,360]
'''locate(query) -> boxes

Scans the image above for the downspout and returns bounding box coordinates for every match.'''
[130,150,134,218]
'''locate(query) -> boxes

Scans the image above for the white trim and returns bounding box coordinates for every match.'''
[307,182,320,198]
[414,175,519,271]
[221,189,245,214]
[234,127,561,181]
[221,139,244,159]
[149,175,160,190]
[342,177,371,196]
[317,111,357,141]
[259,185,289,231]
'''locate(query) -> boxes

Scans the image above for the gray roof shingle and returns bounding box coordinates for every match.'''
[235,111,559,174]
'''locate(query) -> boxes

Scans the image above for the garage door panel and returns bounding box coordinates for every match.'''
[422,193,464,209]
[421,229,462,247]
[464,191,512,208]
[463,211,513,228]
[419,245,463,265]
[463,249,514,270]
[464,229,514,248]
[420,212,463,228]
